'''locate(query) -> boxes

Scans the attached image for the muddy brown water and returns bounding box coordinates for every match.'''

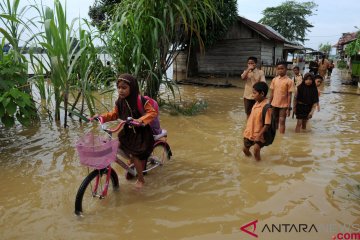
[0,69,359,240]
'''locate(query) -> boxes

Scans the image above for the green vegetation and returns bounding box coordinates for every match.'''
[88,0,119,31]
[34,1,87,126]
[0,0,119,128]
[200,0,238,48]
[319,43,331,56]
[88,0,238,49]
[165,100,208,116]
[337,60,347,69]
[106,0,219,99]
[0,0,38,127]
[345,31,360,56]
[0,0,231,128]
[259,1,318,43]
[0,49,37,127]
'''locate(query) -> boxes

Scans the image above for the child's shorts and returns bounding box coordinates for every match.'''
[244,98,256,116]
[243,138,265,148]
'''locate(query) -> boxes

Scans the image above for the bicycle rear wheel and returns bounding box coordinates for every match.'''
[148,142,171,167]
[74,167,119,216]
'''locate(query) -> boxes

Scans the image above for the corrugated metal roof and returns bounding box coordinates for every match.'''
[334,32,358,46]
[238,16,286,42]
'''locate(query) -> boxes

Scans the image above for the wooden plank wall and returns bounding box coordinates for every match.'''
[275,43,284,63]
[197,38,262,75]
[191,20,286,77]
[261,41,274,65]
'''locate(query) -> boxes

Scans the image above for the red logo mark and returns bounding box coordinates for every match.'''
[240,220,258,238]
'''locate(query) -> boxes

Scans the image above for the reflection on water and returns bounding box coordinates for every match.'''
[0,69,359,239]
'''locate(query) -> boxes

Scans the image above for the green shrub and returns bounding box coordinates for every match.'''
[164,100,208,116]
[337,60,347,69]
[0,51,37,127]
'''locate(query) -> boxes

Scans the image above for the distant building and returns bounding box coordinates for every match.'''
[333,32,360,84]
[333,32,358,58]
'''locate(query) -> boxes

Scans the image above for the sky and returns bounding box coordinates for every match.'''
[14,0,360,50]
[237,0,360,50]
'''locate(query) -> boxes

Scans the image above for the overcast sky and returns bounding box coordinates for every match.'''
[16,0,360,50]
[238,0,360,50]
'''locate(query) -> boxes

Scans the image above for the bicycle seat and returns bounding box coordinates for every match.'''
[154,129,167,141]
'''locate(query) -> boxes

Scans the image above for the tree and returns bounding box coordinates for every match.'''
[319,42,332,56]
[93,0,236,99]
[88,0,120,31]
[259,1,317,43]
[88,0,237,47]
[202,0,238,48]
[188,0,237,76]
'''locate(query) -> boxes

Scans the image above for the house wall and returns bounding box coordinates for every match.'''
[194,21,284,76]
[196,38,261,75]
[275,43,284,63]
[261,41,275,65]
[260,42,284,65]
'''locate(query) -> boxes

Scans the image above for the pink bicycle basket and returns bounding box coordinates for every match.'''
[76,132,119,169]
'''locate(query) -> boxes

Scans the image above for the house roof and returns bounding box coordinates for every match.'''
[334,32,358,47]
[238,16,286,42]
[238,16,305,50]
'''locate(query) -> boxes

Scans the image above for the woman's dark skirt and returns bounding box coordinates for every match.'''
[295,103,311,120]
[118,124,155,160]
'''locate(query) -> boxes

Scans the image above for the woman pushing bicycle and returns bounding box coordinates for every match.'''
[91,73,158,188]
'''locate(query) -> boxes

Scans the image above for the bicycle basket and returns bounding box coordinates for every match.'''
[76,132,119,169]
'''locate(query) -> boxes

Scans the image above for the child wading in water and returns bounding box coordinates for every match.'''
[293,73,319,133]
[268,61,294,134]
[243,82,272,161]
[94,74,157,188]
[241,56,266,118]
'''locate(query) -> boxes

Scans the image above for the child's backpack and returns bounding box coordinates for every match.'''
[137,95,162,135]
[261,104,277,146]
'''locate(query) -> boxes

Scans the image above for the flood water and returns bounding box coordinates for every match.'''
[0,69,359,240]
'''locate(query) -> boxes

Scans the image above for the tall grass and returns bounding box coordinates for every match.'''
[108,0,219,100]
[33,0,86,127]
[0,0,34,60]
[68,19,111,120]
[1,0,218,128]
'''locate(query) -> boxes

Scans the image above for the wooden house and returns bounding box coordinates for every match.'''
[333,32,357,58]
[174,16,301,81]
[334,32,360,86]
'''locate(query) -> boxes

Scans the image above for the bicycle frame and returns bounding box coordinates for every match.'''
[75,117,172,215]
[92,167,113,199]
[90,117,171,198]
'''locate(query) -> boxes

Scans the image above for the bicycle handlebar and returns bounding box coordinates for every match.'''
[88,116,144,134]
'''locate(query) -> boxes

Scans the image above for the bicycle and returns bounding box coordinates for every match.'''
[74,117,172,216]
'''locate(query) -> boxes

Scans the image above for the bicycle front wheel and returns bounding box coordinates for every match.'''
[74,167,119,216]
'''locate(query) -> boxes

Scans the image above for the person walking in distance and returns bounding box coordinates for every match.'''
[318,55,330,78]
